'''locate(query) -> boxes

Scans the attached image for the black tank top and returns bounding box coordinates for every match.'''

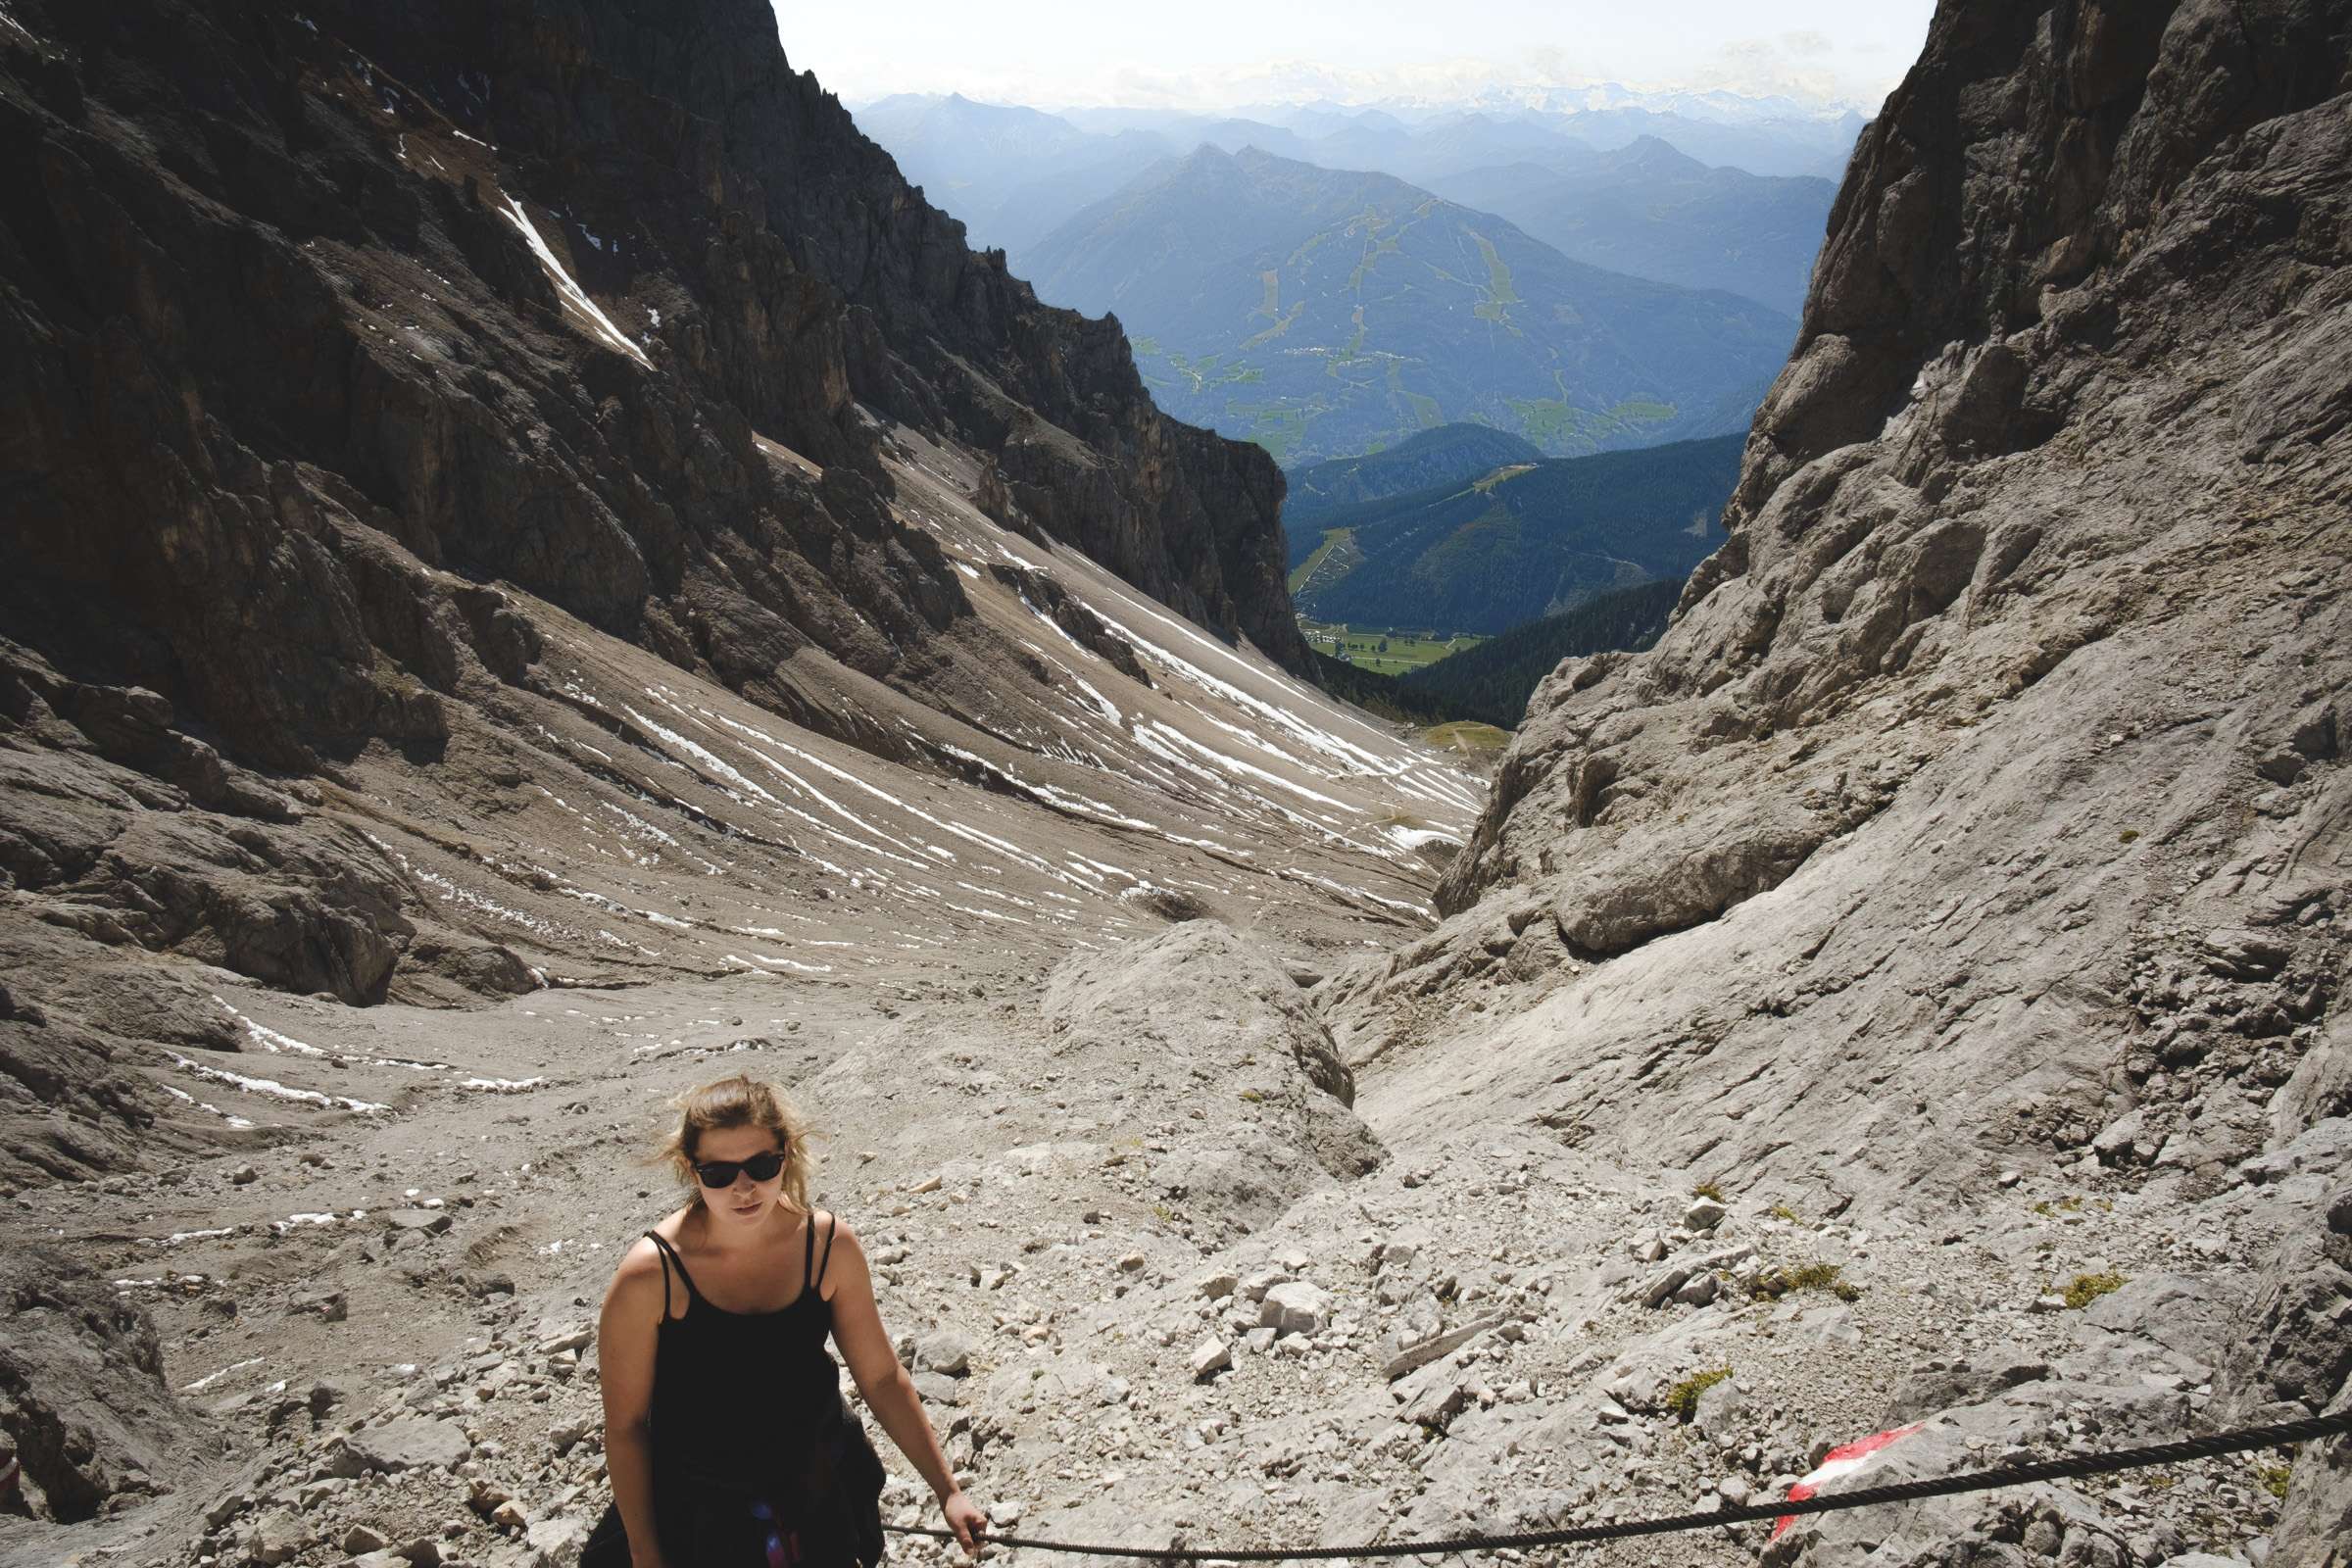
[644,1211,844,1495]
[580,1213,884,1568]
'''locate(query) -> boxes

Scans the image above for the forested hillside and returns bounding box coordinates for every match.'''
[1395,578,1684,726]
[1284,424,1544,560]
[1293,434,1740,633]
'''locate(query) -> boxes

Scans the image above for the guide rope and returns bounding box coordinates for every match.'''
[884,1407,2351,1560]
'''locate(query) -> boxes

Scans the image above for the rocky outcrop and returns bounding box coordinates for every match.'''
[1439,0,2352,924]
[1043,923,1382,1235]
[0,1245,217,1522]
[1356,0,2352,1178]
[1335,1,2352,1557]
[0,0,1304,1027]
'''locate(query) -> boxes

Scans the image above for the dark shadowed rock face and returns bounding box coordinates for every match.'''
[0,0,1303,1012]
[0,0,1294,782]
[0,1245,216,1522]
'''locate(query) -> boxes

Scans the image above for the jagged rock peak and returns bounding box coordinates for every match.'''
[1438,0,2352,920]
[0,0,1300,786]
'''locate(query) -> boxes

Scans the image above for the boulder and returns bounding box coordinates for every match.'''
[914,1330,974,1377]
[0,1243,215,1521]
[524,1513,595,1568]
[1258,1281,1331,1337]
[337,1417,471,1475]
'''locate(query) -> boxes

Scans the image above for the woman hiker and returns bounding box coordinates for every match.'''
[584,1074,986,1567]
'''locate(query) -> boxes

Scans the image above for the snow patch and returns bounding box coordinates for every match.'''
[498,195,651,368]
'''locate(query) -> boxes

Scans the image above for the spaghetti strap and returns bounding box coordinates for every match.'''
[643,1230,700,1316]
[814,1211,839,1292]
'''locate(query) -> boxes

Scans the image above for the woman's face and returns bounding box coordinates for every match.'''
[691,1123,788,1225]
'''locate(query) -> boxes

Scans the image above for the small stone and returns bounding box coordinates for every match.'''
[911,1370,963,1406]
[337,1416,472,1475]
[914,1330,974,1377]
[1380,1312,1507,1382]
[1238,1268,1289,1302]
[1190,1336,1232,1380]
[1636,1266,1692,1308]
[229,1164,260,1186]
[1258,1281,1330,1336]
[247,1510,314,1565]
[535,1325,591,1356]
[1684,1196,1729,1231]
[343,1524,391,1554]
[524,1513,593,1565]
[384,1208,453,1237]
[1674,1272,1720,1306]
[294,1289,348,1322]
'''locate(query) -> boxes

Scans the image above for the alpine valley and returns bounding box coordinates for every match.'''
[1,4,2349,1568]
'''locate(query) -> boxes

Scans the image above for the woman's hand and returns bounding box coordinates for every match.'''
[940,1489,987,1557]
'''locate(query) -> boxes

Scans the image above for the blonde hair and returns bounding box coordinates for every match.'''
[656,1074,815,1212]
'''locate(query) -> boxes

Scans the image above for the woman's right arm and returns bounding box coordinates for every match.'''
[600,1240,667,1568]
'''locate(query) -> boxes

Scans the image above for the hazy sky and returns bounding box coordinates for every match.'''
[773,1,1938,114]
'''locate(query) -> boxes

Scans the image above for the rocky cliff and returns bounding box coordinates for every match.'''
[0,0,1341,1156]
[1330,0,2351,1559]
[0,0,1298,781]
[0,0,1469,1190]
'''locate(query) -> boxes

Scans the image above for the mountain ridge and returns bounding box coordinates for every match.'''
[1283,422,1545,547]
[1422,137,1838,316]
[1024,142,1797,465]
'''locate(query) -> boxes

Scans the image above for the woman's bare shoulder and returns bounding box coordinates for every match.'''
[608,1211,689,1289]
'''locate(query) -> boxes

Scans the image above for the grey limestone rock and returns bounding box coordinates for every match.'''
[1042,924,1386,1233]
[1257,1281,1330,1337]
[1327,0,2352,1253]
[0,1244,216,1523]
[336,1417,471,1475]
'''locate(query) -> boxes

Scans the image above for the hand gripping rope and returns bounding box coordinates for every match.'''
[885,1407,2352,1560]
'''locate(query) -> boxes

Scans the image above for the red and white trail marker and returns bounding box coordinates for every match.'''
[1773,1423,1926,1538]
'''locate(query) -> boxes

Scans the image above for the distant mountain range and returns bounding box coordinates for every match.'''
[1422,138,1835,317]
[1287,432,1743,634]
[852,95,1861,266]
[852,95,1855,298]
[1017,146,1794,466]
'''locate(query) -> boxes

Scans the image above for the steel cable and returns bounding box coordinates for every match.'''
[883,1407,2352,1561]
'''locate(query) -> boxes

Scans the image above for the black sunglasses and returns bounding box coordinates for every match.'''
[693,1149,787,1188]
